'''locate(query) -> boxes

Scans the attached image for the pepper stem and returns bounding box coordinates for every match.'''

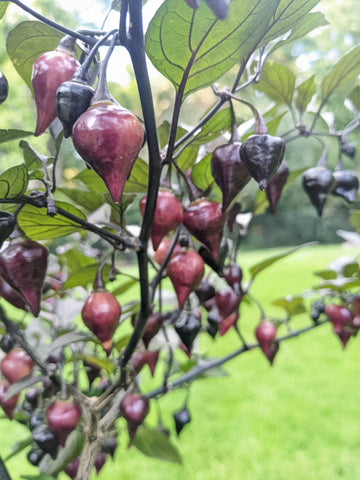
[91,32,119,105]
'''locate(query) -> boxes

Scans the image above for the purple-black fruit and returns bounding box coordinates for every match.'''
[265,161,290,214]
[183,199,225,261]
[240,134,285,190]
[173,406,191,436]
[0,211,16,247]
[0,380,19,420]
[204,0,230,19]
[302,166,335,216]
[0,71,9,105]
[32,36,80,136]
[0,240,48,317]
[331,170,359,203]
[27,447,46,466]
[119,393,149,440]
[0,334,16,353]
[211,142,251,212]
[255,321,278,364]
[174,311,201,352]
[46,399,82,446]
[32,425,59,459]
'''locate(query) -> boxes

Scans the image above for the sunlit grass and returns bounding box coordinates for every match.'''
[1,244,360,480]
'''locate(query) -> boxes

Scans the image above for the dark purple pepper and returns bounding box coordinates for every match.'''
[206,309,220,338]
[240,134,285,190]
[195,280,216,305]
[265,161,290,214]
[184,0,200,8]
[0,334,16,353]
[341,138,356,158]
[211,142,251,212]
[173,406,191,436]
[174,311,201,352]
[0,71,8,105]
[0,212,16,248]
[227,202,241,232]
[223,262,243,295]
[0,277,28,312]
[204,0,230,19]
[56,79,94,137]
[101,437,118,458]
[27,447,46,466]
[32,425,59,459]
[331,170,359,203]
[302,166,335,216]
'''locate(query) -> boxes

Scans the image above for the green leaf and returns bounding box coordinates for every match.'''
[17,201,86,240]
[146,0,278,98]
[257,62,295,106]
[63,264,111,289]
[7,21,64,90]
[110,278,138,296]
[81,354,114,374]
[0,2,9,20]
[123,157,149,194]
[0,164,28,198]
[6,374,48,399]
[322,45,360,102]
[57,187,104,213]
[113,334,133,352]
[4,437,32,461]
[295,76,316,115]
[261,0,321,45]
[39,429,84,476]
[253,190,268,216]
[74,168,108,195]
[58,248,94,273]
[272,295,306,316]
[21,475,57,480]
[312,278,360,293]
[343,262,358,278]
[19,140,48,171]
[265,112,287,136]
[176,145,199,172]
[346,86,360,113]
[157,121,188,149]
[133,426,182,464]
[191,153,214,192]
[269,12,328,54]
[249,242,317,279]
[314,269,337,280]
[0,129,33,144]
[191,108,233,146]
[350,209,360,233]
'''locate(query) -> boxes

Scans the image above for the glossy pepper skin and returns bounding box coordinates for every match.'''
[72,103,144,204]
[331,170,359,203]
[0,240,48,317]
[265,161,289,214]
[31,36,80,136]
[0,71,9,105]
[183,199,225,261]
[56,79,94,138]
[211,142,251,212]
[0,211,16,248]
[240,134,285,190]
[302,166,335,216]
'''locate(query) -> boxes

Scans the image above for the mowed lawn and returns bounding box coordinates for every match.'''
[2,244,360,480]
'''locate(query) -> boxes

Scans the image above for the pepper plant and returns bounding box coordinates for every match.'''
[0,0,360,479]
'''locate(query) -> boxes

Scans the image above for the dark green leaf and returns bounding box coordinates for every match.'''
[6,374,48,399]
[113,334,132,352]
[0,3,8,19]
[322,45,360,102]
[81,354,114,374]
[74,168,108,195]
[261,0,321,45]
[0,164,28,198]
[295,76,316,115]
[314,270,337,280]
[0,129,33,144]
[266,112,287,136]
[272,296,306,316]
[111,0,121,12]
[123,157,149,193]
[249,242,317,279]
[176,145,199,172]
[158,121,188,149]
[191,153,214,192]
[269,12,328,54]
[39,429,84,476]
[343,262,358,278]
[63,264,111,289]
[133,426,182,464]
[17,201,86,240]
[312,278,360,292]
[346,86,360,113]
[111,278,138,296]
[257,62,295,106]
[57,187,104,213]
[21,475,57,480]
[7,21,63,90]
[4,437,32,461]
[58,248,94,273]
[146,0,278,98]
[191,108,233,146]
[107,193,137,223]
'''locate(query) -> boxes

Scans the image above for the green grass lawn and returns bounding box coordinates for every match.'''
[2,244,360,480]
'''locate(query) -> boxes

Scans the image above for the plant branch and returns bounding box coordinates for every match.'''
[146,319,328,399]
